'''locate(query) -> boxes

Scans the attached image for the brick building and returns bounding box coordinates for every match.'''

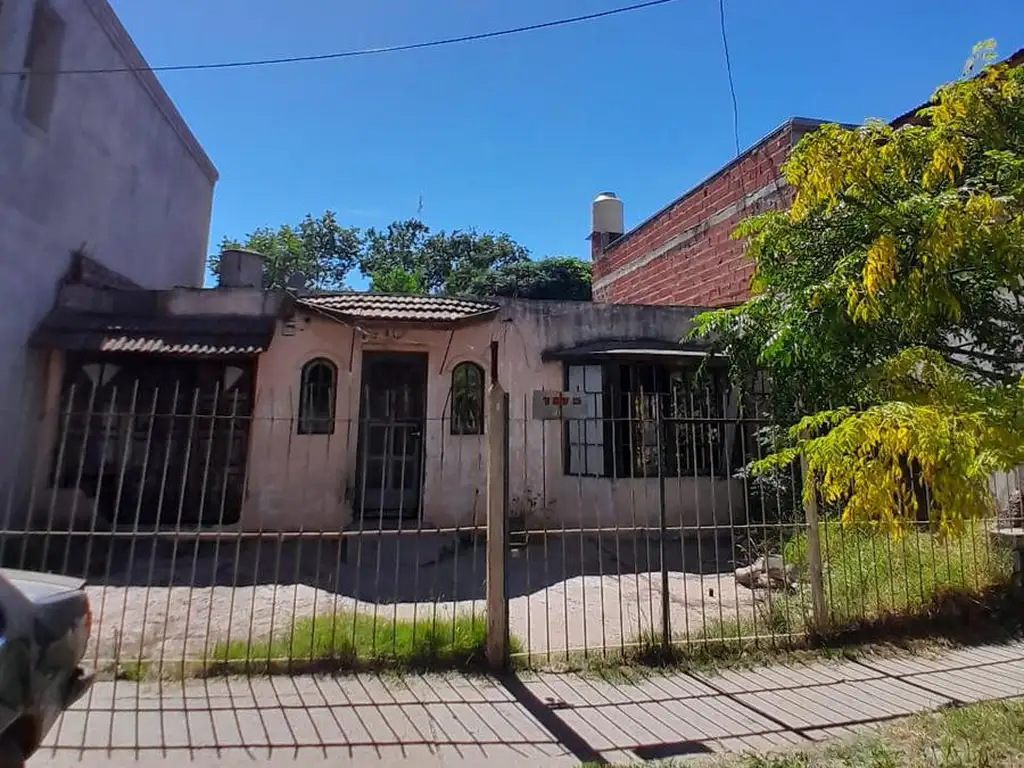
[591,48,1024,308]
[589,118,826,307]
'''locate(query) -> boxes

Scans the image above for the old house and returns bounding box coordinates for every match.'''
[0,0,217,502]
[28,249,748,535]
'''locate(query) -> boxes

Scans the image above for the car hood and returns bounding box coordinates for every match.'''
[0,569,85,603]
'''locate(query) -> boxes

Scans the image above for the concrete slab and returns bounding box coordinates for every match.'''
[902,659,1024,703]
[857,641,1024,676]
[734,677,953,731]
[551,693,785,752]
[39,743,580,768]
[33,642,1024,767]
[695,659,882,694]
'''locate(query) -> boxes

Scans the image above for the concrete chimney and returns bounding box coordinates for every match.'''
[590,192,624,261]
[218,248,264,290]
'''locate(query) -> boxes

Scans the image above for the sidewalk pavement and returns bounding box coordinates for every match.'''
[37,641,1024,767]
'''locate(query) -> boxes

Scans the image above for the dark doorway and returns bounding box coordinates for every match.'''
[356,352,428,519]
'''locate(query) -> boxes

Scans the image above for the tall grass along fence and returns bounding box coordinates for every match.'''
[0,369,1019,681]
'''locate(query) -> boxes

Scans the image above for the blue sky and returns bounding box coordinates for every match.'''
[110,0,1023,288]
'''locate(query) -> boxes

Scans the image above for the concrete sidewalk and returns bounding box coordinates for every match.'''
[36,641,1024,767]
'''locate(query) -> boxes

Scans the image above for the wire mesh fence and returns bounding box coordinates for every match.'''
[0,373,1019,682]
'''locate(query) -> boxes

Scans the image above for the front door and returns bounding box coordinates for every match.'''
[356,352,427,518]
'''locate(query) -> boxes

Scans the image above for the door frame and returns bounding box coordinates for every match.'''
[354,350,429,520]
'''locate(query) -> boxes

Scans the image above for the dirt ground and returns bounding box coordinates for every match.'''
[83,571,764,665]
[7,532,769,665]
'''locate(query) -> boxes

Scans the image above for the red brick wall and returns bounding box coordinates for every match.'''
[592,120,809,308]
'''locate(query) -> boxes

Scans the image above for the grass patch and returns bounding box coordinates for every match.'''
[545,525,1021,677]
[587,699,1024,766]
[714,523,1019,649]
[786,521,1014,624]
[206,612,522,675]
[526,626,926,680]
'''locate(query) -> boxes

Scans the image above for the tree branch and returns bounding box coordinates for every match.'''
[925,342,1024,365]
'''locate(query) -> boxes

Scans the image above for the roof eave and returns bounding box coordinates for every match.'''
[890,46,1024,129]
[296,301,500,329]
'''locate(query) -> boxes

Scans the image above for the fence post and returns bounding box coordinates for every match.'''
[800,452,827,633]
[656,399,670,654]
[485,343,509,670]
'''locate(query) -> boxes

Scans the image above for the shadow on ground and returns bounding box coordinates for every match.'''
[0,529,744,603]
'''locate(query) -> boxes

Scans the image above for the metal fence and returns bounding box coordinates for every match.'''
[497,377,1016,664]
[0,379,1018,681]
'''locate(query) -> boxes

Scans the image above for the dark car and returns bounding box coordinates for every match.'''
[0,569,92,767]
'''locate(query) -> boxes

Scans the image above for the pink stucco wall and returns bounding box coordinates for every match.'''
[243,314,494,531]
[241,302,748,534]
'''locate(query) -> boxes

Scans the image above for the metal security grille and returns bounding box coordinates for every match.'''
[0,365,1017,757]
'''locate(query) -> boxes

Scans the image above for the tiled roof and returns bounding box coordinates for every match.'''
[30,310,276,357]
[300,293,499,323]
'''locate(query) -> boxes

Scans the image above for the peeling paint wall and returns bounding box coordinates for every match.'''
[242,300,748,532]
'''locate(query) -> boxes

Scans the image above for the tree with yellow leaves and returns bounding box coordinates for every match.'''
[694,44,1024,534]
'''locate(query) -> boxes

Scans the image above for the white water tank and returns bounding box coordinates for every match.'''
[591,192,624,237]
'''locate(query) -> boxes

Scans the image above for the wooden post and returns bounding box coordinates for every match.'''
[485,342,509,670]
[800,452,827,633]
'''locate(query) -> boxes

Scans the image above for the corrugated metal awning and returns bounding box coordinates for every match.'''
[30,309,276,358]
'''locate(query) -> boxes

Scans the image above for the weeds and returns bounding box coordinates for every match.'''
[555,524,1021,676]
[206,612,522,675]
[789,521,1013,623]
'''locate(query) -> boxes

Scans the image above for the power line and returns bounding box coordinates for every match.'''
[718,0,740,156]
[3,0,681,77]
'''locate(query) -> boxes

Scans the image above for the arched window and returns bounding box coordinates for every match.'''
[298,358,337,434]
[451,362,484,435]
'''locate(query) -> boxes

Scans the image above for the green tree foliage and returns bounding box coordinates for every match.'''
[210,211,361,291]
[213,216,592,300]
[461,256,592,300]
[359,220,532,295]
[368,267,426,294]
[358,220,434,289]
[693,50,1024,534]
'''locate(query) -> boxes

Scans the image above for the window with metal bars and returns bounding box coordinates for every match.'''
[450,361,484,435]
[297,358,337,435]
[564,361,734,478]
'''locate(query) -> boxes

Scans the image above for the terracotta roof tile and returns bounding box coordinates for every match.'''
[300,293,498,323]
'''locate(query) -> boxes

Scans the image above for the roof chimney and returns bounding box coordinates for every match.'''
[218,248,264,290]
[590,192,624,260]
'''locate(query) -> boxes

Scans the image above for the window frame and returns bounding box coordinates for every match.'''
[297,357,338,435]
[562,359,734,479]
[450,361,485,436]
[20,0,65,132]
